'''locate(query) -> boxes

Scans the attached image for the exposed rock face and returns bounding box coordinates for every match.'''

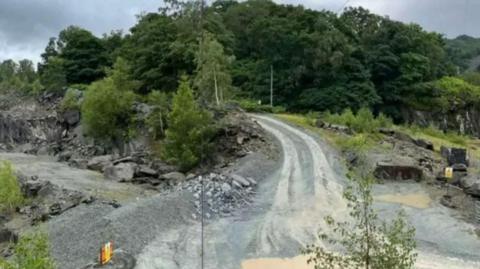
[441,146,469,166]
[402,108,480,137]
[374,162,423,181]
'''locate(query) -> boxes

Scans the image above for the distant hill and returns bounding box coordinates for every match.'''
[446,35,480,72]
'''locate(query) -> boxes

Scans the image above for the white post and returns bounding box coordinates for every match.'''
[270,64,273,107]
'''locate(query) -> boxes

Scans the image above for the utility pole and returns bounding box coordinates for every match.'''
[270,64,273,107]
[199,1,206,268]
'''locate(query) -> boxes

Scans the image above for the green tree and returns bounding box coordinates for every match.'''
[146,90,170,139]
[0,161,24,213]
[121,13,184,93]
[303,169,417,269]
[0,232,55,269]
[81,58,137,143]
[40,56,67,93]
[163,77,215,171]
[195,32,234,105]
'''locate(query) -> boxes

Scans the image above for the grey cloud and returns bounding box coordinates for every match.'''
[0,0,478,63]
[0,0,159,62]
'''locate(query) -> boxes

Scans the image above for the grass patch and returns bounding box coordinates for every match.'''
[397,124,480,159]
[0,232,55,269]
[0,161,24,213]
[276,113,379,152]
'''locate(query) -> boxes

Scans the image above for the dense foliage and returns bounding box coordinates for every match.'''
[163,77,215,171]
[0,232,55,269]
[0,59,41,93]
[81,58,137,143]
[0,0,473,124]
[445,35,480,71]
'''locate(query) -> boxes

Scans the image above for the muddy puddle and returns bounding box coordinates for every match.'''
[241,256,313,269]
[375,193,432,209]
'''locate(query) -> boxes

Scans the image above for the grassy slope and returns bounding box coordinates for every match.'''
[276,113,480,159]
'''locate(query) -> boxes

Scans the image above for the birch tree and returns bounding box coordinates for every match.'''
[194,32,234,106]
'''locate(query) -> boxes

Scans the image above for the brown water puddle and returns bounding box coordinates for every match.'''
[375,193,432,209]
[241,256,313,269]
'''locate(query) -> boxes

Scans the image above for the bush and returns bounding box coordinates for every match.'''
[0,161,24,212]
[305,111,320,127]
[322,108,393,133]
[237,99,285,113]
[81,58,137,142]
[0,232,55,269]
[334,134,372,153]
[163,78,215,172]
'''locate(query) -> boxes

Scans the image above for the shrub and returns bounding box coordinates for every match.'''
[0,232,55,269]
[81,58,137,142]
[321,108,394,134]
[59,88,81,112]
[305,111,320,127]
[0,161,24,212]
[163,77,215,172]
[237,99,285,113]
[334,134,372,153]
[303,171,417,269]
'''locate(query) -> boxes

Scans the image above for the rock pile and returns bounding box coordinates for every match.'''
[179,173,257,219]
[17,174,95,224]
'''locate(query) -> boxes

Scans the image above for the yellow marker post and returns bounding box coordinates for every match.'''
[445,167,453,180]
[99,242,113,265]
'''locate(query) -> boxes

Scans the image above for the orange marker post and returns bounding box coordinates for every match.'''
[99,242,113,265]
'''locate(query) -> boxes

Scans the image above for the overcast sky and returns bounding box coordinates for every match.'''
[0,0,477,63]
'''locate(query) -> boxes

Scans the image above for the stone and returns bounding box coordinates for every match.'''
[236,134,246,145]
[460,175,480,197]
[113,156,134,165]
[0,228,17,244]
[104,162,136,182]
[440,195,456,209]
[393,131,415,144]
[151,160,178,174]
[58,150,72,162]
[246,177,257,186]
[231,174,250,187]
[315,119,326,128]
[414,139,434,151]
[87,155,113,172]
[221,182,232,194]
[441,146,468,166]
[374,163,423,181]
[160,172,186,182]
[135,165,158,178]
[69,158,88,169]
[452,163,468,172]
[62,109,80,126]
